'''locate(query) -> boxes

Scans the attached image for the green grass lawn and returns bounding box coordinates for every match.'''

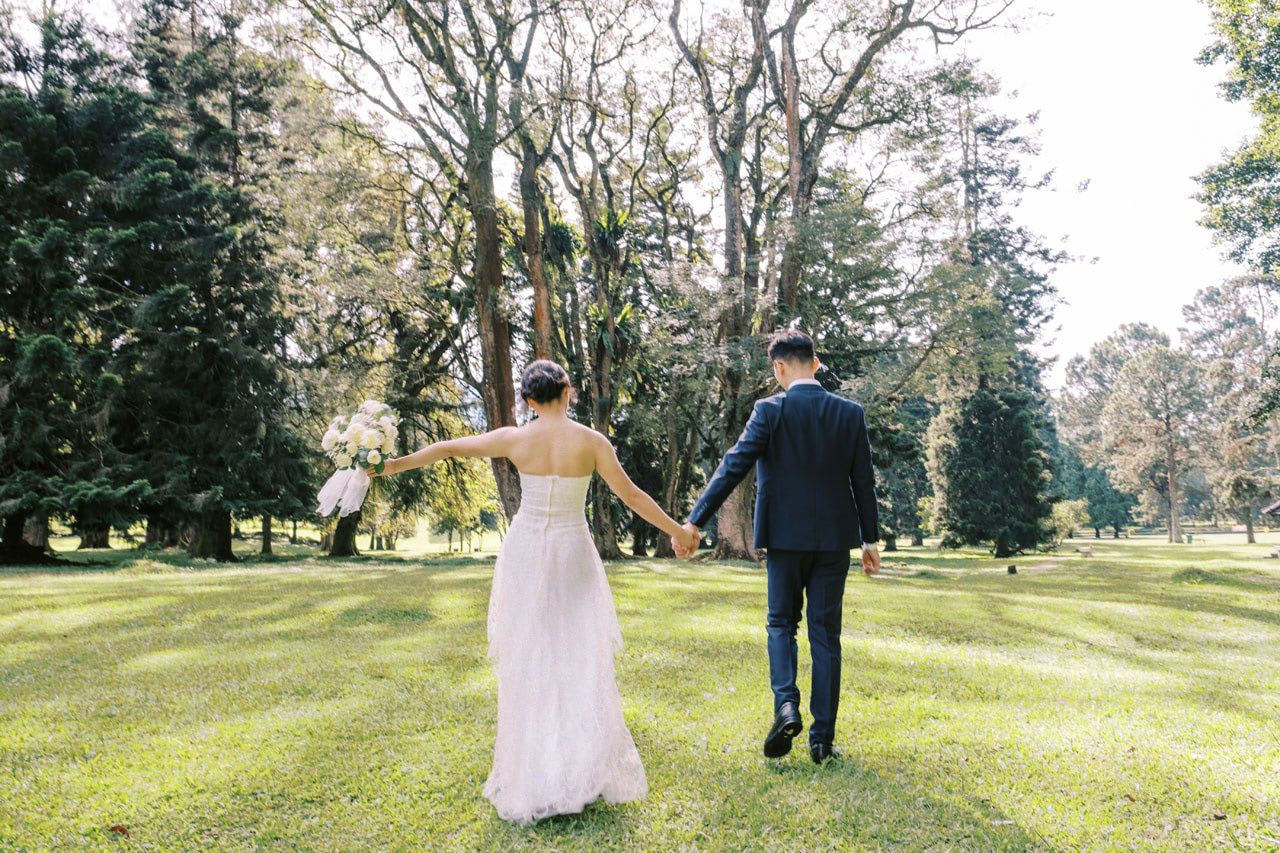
[3,537,1279,851]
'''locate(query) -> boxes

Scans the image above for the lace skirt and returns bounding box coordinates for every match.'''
[482,514,647,823]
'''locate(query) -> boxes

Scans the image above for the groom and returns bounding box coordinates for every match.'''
[675,329,880,764]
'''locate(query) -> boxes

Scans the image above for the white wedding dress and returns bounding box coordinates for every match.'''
[482,472,648,823]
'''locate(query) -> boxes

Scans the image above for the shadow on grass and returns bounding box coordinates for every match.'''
[1170,566,1280,589]
[469,752,1051,851]
[759,756,1055,851]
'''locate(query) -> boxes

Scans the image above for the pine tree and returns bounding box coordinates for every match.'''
[927,386,1052,558]
[124,0,310,560]
[0,11,165,561]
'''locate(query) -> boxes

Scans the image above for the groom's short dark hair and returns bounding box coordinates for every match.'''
[768,329,815,364]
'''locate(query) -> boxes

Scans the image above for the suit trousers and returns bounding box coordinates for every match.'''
[765,548,850,747]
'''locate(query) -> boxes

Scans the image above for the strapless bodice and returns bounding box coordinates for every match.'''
[514,472,591,527]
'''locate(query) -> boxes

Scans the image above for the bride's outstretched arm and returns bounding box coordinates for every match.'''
[594,434,699,551]
[375,427,518,476]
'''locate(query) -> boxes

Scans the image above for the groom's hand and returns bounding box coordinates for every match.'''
[673,523,700,558]
[861,544,880,576]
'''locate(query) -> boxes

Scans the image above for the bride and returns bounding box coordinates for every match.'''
[371,360,700,824]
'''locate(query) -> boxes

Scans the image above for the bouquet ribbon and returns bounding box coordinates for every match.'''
[317,467,371,518]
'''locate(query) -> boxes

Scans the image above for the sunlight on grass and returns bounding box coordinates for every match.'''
[2,535,1279,850]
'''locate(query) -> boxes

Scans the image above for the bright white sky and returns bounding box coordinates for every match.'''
[955,0,1258,388]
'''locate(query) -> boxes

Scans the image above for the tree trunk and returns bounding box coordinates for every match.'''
[883,534,897,552]
[1,513,58,564]
[654,396,694,560]
[777,26,815,319]
[631,523,648,557]
[466,156,522,521]
[23,516,49,550]
[290,519,298,545]
[146,516,182,548]
[1094,527,1101,539]
[519,143,554,360]
[585,300,624,559]
[910,531,924,547]
[1167,455,1181,544]
[591,481,624,559]
[369,527,378,551]
[77,526,110,549]
[261,516,272,555]
[713,370,762,562]
[1246,514,1256,544]
[1112,524,1121,539]
[189,510,236,562]
[329,512,361,557]
[714,476,759,561]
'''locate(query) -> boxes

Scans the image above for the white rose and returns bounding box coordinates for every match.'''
[382,437,395,455]
[336,454,353,469]
[322,430,339,450]
[367,450,382,465]
[361,431,380,448]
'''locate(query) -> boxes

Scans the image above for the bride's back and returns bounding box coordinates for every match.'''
[505,416,599,478]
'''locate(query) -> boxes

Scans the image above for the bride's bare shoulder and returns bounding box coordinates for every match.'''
[570,420,607,441]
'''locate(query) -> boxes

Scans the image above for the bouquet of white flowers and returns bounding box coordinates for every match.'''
[316,400,400,518]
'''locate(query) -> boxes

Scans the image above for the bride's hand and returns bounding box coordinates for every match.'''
[672,523,700,558]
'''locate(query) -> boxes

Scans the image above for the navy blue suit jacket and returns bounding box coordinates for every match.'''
[688,382,879,551]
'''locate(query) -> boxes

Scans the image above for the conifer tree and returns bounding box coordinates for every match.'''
[0,11,160,560]
[125,0,310,560]
[927,386,1052,558]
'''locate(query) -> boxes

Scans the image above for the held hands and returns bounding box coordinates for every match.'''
[671,522,700,558]
[861,544,881,576]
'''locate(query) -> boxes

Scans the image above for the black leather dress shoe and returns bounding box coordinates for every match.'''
[763,701,803,758]
[810,742,841,764]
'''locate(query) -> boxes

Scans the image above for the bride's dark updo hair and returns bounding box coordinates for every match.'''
[520,360,571,405]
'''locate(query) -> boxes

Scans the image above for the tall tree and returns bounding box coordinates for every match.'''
[1182,277,1280,542]
[669,0,782,559]
[765,0,1012,320]
[926,385,1051,558]
[297,0,544,520]
[0,10,162,561]
[127,0,310,560]
[1099,346,1206,544]
[1059,322,1171,454]
[545,0,670,556]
